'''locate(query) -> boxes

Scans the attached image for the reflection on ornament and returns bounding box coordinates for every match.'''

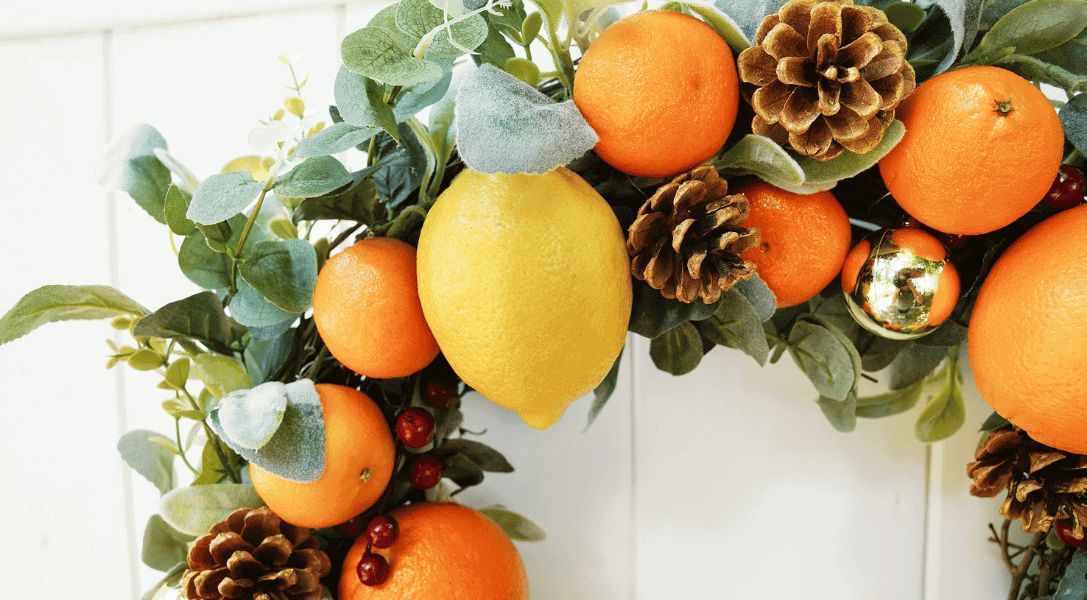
[840,228,960,339]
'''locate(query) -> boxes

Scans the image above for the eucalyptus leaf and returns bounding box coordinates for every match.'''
[194,354,252,399]
[586,348,623,429]
[1050,548,1087,599]
[275,156,353,198]
[816,392,858,432]
[164,185,197,236]
[735,274,777,322]
[1060,92,1087,155]
[118,429,176,496]
[333,66,399,139]
[479,507,547,542]
[650,321,704,376]
[888,342,947,390]
[973,0,1087,57]
[454,64,599,174]
[292,175,380,224]
[856,379,926,419]
[396,0,489,59]
[436,438,515,472]
[141,514,195,572]
[0,284,148,344]
[294,122,379,157]
[238,239,318,313]
[628,281,722,338]
[698,289,769,366]
[178,231,233,290]
[243,327,293,385]
[187,171,264,226]
[215,382,290,450]
[133,291,246,356]
[395,69,454,122]
[96,123,171,224]
[159,483,265,536]
[341,27,444,87]
[788,319,860,402]
[915,354,966,442]
[717,134,805,187]
[229,281,298,329]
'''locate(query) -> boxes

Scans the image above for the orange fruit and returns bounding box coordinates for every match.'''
[339,502,529,600]
[573,10,739,178]
[312,237,439,379]
[733,178,852,308]
[878,65,1063,235]
[249,384,395,528]
[967,204,1087,454]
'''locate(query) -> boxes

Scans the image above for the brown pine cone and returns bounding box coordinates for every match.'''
[968,425,1087,541]
[627,166,760,303]
[181,507,332,600]
[736,0,916,160]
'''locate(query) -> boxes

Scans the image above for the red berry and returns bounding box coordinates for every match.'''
[409,454,443,489]
[1043,165,1087,210]
[366,514,400,549]
[423,380,457,409]
[335,513,367,537]
[395,407,436,449]
[1054,520,1086,547]
[356,551,390,586]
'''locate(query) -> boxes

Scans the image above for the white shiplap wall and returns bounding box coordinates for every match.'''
[0,2,1015,598]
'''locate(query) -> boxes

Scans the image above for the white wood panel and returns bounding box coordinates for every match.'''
[632,338,929,599]
[0,33,138,600]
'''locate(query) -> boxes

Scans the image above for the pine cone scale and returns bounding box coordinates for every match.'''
[808,4,842,51]
[766,23,808,60]
[778,56,816,87]
[782,88,822,133]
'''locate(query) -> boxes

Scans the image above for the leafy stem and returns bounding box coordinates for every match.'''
[229,187,271,292]
[180,387,241,484]
[174,417,199,476]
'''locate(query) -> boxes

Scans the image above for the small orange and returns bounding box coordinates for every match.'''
[879,65,1063,235]
[312,237,439,379]
[573,10,739,177]
[339,502,530,600]
[249,384,395,528]
[734,178,852,308]
[967,204,1087,455]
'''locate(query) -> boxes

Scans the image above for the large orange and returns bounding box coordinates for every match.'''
[312,237,439,379]
[967,204,1087,455]
[733,178,852,308]
[249,384,395,528]
[573,10,739,178]
[339,502,529,600]
[879,65,1063,235]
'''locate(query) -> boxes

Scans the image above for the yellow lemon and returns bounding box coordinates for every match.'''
[417,167,632,429]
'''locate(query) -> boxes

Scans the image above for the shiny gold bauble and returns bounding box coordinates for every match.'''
[840,228,961,339]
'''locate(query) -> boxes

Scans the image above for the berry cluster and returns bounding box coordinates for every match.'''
[355,514,400,586]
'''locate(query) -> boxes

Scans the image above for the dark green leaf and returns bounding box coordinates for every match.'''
[980,410,1012,431]
[133,291,246,355]
[885,2,928,32]
[141,514,195,571]
[294,122,378,157]
[1060,92,1087,155]
[650,322,703,376]
[698,289,769,366]
[0,285,148,344]
[788,318,860,402]
[164,185,197,236]
[442,453,486,487]
[981,0,1034,28]
[1034,27,1087,75]
[196,218,234,254]
[586,348,623,429]
[159,483,265,536]
[817,392,858,432]
[915,353,966,442]
[178,231,233,289]
[238,239,318,313]
[930,0,971,73]
[475,20,517,68]
[973,0,1087,56]
[628,280,721,338]
[907,6,955,77]
[372,126,426,209]
[914,319,968,347]
[859,335,905,373]
[1050,541,1087,598]
[856,379,926,419]
[341,27,443,87]
[479,507,547,542]
[243,328,293,385]
[889,342,947,389]
[437,438,514,472]
[275,156,353,199]
[293,174,380,224]
[118,429,176,496]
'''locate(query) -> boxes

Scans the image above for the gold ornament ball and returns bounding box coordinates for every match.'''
[840,228,961,340]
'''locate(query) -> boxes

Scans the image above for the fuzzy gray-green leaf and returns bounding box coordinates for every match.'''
[118,429,176,496]
[717,134,805,187]
[159,484,265,536]
[0,285,148,344]
[141,514,195,572]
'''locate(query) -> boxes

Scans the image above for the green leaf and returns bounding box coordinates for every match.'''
[817,392,858,432]
[274,156,353,199]
[341,27,444,87]
[243,328,292,385]
[187,171,263,226]
[885,1,927,33]
[888,342,947,390]
[680,2,751,50]
[436,438,514,472]
[215,382,289,450]
[1051,542,1087,599]
[133,291,245,356]
[194,354,252,399]
[178,231,233,290]
[394,70,454,122]
[650,322,704,376]
[788,318,860,402]
[196,218,235,254]
[717,134,805,187]
[972,0,1087,57]
[229,281,298,329]
[292,175,380,224]
[794,121,906,191]
[164,185,197,236]
[698,288,769,366]
[931,0,972,73]
[1034,27,1087,75]
[0,285,148,344]
[118,429,176,496]
[371,127,426,209]
[629,280,721,338]
[711,0,785,46]
[476,20,518,68]
[159,483,265,536]
[586,348,623,429]
[479,507,548,542]
[397,0,488,60]
[1060,92,1087,155]
[140,563,188,600]
[981,0,1034,28]
[141,514,195,572]
[441,453,487,487]
[96,123,171,224]
[294,122,378,157]
[856,379,926,419]
[915,351,966,442]
[238,239,318,313]
[333,66,400,140]
[164,357,191,390]
[980,410,1012,431]
[128,348,167,371]
[735,274,777,322]
[191,437,240,485]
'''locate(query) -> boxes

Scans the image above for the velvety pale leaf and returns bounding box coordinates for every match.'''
[141,514,195,572]
[436,438,514,472]
[455,64,598,174]
[629,280,722,339]
[855,379,926,419]
[915,356,966,442]
[698,289,769,366]
[294,122,378,157]
[586,348,623,430]
[238,239,318,313]
[159,484,265,536]
[341,27,444,87]
[215,382,289,450]
[208,380,326,483]
[932,0,969,73]
[178,232,232,290]
[712,0,787,45]
[333,66,398,140]
[650,321,704,376]
[133,291,245,356]
[1060,92,1087,155]
[479,507,548,542]
[974,0,1087,56]
[229,281,298,329]
[187,171,263,225]
[118,429,176,496]
[0,285,148,344]
[788,319,859,402]
[795,121,906,190]
[717,134,805,188]
[817,392,858,432]
[194,354,252,399]
[274,156,353,199]
[164,185,197,236]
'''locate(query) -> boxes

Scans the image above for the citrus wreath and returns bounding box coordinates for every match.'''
[1,0,1085,599]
